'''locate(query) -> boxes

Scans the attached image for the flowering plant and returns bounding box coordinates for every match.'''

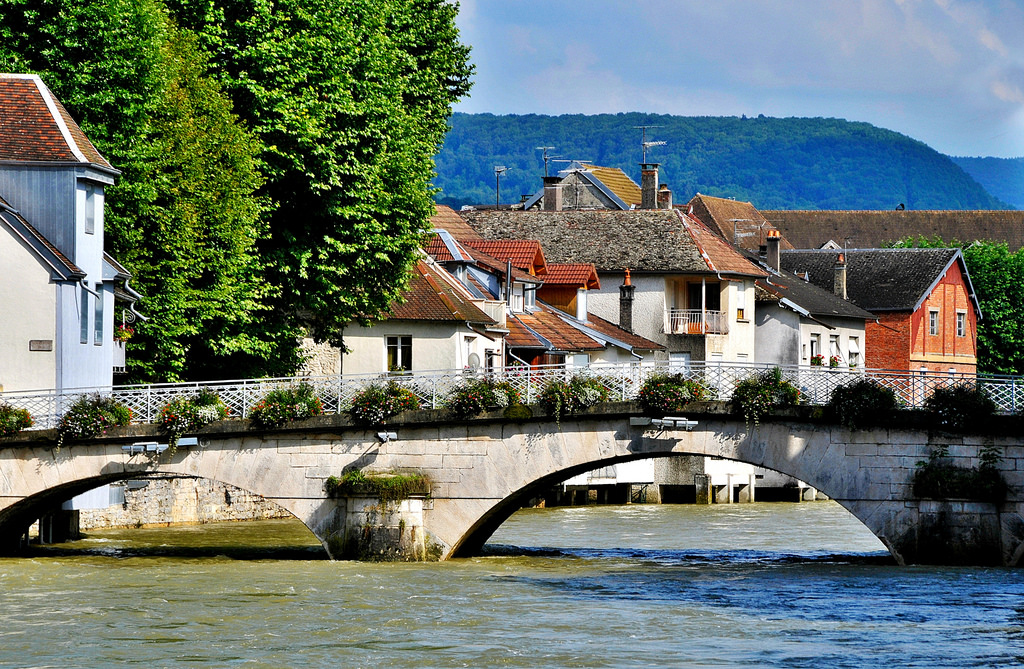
[731,367,800,427]
[113,324,134,342]
[829,355,841,368]
[810,354,825,366]
[56,394,133,449]
[250,383,324,429]
[538,375,611,426]
[0,403,33,438]
[637,373,714,415]
[349,381,420,426]
[444,379,522,419]
[158,389,229,449]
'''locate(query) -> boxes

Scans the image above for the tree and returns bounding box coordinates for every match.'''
[0,0,276,381]
[892,236,1024,375]
[163,0,474,347]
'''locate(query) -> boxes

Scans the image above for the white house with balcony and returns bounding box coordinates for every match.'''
[0,74,139,393]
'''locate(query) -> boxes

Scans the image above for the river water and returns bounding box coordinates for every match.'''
[2,502,1022,668]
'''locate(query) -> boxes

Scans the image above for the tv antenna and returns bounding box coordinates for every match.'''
[634,125,666,162]
[494,166,510,208]
[536,146,558,177]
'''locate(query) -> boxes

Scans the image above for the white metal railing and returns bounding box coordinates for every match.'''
[666,309,729,335]
[0,361,1020,431]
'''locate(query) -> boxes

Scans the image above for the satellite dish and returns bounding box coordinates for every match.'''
[467,353,481,370]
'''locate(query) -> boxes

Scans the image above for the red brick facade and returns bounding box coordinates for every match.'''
[864,261,977,374]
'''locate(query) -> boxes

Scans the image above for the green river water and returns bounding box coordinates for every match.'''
[1,502,1022,667]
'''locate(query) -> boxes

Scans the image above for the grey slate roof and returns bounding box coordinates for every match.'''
[779,248,973,313]
[461,209,765,277]
[757,268,874,321]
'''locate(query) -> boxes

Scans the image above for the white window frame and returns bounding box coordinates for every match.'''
[385,335,412,372]
[929,309,939,336]
[956,310,967,338]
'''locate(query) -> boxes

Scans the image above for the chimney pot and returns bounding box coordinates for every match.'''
[766,229,781,271]
[619,269,635,333]
[834,252,848,300]
[657,183,673,210]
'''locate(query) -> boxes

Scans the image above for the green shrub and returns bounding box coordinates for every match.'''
[637,373,714,416]
[0,403,33,438]
[826,379,900,428]
[444,378,522,419]
[731,367,800,427]
[249,383,324,429]
[158,389,229,448]
[538,375,610,425]
[56,394,133,448]
[924,383,997,431]
[349,381,420,426]
[324,470,429,504]
[913,446,1006,504]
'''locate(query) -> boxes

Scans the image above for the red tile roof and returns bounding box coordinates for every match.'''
[506,308,604,351]
[0,74,113,169]
[582,313,664,351]
[686,194,794,251]
[388,260,497,324]
[543,263,600,289]
[461,239,547,275]
[430,204,482,240]
[423,233,539,285]
[682,213,768,277]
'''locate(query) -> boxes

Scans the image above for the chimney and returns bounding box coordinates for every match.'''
[640,163,659,210]
[834,252,847,300]
[619,269,635,333]
[657,183,673,210]
[542,176,562,211]
[766,229,781,271]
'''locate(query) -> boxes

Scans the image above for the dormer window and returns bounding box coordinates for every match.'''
[525,286,537,309]
[511,283,525,312]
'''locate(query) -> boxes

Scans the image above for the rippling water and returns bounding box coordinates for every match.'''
[1,503,1022,668]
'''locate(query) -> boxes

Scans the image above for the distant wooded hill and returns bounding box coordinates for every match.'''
[950,156,1024,209]
[434,113,1015,211]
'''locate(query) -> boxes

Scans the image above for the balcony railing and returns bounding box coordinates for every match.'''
[666,308,729,335]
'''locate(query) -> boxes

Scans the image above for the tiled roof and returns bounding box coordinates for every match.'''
[430,204,481,240]
[542,263,600,289]
[461,239,547,275]
[779,248,969,313]
[578,312,665,351]
[423,233,539,284]
[756,269,873,321]
[0,196,81,278]
[764,209,1024,252]
[461,209,765,277]
[0,74,113,169]
[687,194,794,251]
[506,307,605,352]
[588,166,642,207]
[388,260,497,325]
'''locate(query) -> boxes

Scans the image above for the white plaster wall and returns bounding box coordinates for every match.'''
[0,227,57,392]
[590,272,668,348]
[341,322,498,375]
[719,280,756,361]
[755,303,801,366]
[799,317,867,368]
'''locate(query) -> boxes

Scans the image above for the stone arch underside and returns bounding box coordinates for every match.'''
[0,441,340,554]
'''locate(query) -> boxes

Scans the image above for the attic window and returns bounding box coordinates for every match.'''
[84,184,96,235]
[929,309,939,336]
[956,310,966,337]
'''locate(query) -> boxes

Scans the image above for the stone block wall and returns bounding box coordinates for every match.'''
[77,477,291,530]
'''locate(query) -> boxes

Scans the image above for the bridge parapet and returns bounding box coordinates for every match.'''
[0,403,1022,566]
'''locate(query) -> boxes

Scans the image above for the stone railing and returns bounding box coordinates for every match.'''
[1,361,1021,430]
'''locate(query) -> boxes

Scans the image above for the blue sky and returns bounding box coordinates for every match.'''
[454,0,1024,158]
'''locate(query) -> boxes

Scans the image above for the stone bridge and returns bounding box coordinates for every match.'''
[0,403,1021,566]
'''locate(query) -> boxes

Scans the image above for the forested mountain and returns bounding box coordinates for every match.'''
[434,113,1012,211]
[951,157,1024,209]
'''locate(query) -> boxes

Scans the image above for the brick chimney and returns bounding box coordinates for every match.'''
[657,183,673,210]
[619,269,635,333]
[542,176,562,211]
[766,229,781,271]
[640,163,659,210]
[834,252,847,300]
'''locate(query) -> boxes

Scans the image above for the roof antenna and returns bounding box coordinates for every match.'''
[634,124,666,163]
[536,146,557,177]
[494,166,509,208]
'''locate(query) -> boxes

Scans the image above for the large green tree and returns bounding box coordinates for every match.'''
[893,237,1024,375]
[0,0,275,381]
[164,0,474,347]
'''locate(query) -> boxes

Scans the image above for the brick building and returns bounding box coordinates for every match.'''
[780,248,981,374]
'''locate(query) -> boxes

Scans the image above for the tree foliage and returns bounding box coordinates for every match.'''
[0,0,273,381]
[892,236,1024,375]
[435,113,1010,211]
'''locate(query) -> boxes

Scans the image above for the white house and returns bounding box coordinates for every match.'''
[0,74,139,393]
